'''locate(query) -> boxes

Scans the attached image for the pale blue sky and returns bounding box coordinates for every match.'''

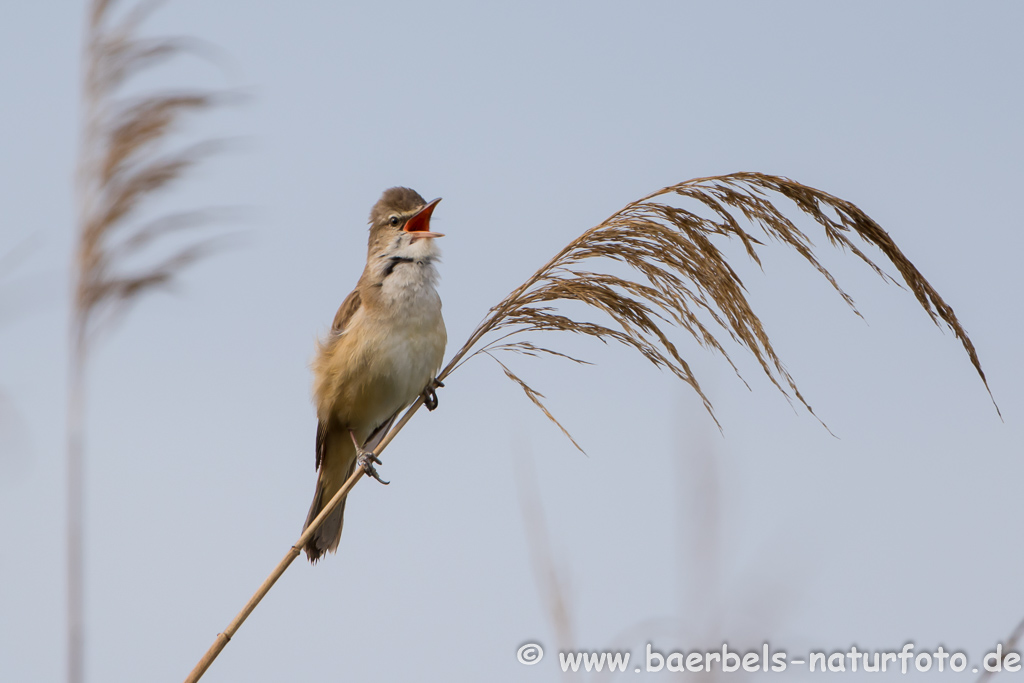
[1,2,1022,681]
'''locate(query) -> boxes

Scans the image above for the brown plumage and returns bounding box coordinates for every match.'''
[303,188,447,561]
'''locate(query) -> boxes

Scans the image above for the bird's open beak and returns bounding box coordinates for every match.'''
[403,198,444,239]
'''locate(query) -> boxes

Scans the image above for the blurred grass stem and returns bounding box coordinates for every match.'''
[70,1,231,680]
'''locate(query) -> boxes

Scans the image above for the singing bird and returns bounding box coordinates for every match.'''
[303,187,447,562]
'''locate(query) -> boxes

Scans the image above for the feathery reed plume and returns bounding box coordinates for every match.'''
[185,172,997,681]
[449,172,999,439]
[71,3,232,682]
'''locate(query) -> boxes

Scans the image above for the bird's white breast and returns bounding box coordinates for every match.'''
[376,260,446,397]
[321,258,446,432]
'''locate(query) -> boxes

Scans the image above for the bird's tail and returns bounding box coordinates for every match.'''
[302,428,356,562]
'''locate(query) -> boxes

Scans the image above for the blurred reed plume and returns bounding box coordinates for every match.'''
[186,172,997,681]
[449,172,998,439]
[514,421,792,683]
[70,2,232,681]
[513,442,575,671]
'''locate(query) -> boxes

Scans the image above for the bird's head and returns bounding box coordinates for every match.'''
[367,187,443,262]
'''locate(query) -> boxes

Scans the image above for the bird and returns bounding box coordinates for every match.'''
[302,187,447,562]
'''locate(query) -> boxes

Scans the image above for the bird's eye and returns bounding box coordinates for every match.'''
[389,216,400,227]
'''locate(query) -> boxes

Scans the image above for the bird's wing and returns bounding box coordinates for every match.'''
[331,287,362,333]
[315,418,328,471]
[363,410,400,453]
[314,286,363,473]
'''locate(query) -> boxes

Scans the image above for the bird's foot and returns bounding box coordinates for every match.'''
[422,378,445,411]
[357,449,390,485]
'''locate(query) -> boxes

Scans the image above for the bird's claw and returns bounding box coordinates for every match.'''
[422,378,444,411]
[357,450,389,485]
